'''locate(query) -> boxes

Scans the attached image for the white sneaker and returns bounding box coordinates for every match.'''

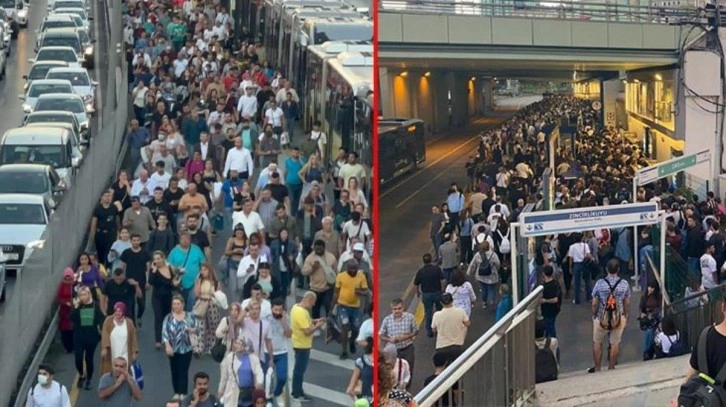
[275,395,286,406]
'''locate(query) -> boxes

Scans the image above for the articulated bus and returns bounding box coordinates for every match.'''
[378,118,426,186]
[290,16,372,96]
[323,51,373,167]
[304,40,372,131]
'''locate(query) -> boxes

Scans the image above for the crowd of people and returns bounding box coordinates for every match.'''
[376,94,726,404]
[38,0,375,405]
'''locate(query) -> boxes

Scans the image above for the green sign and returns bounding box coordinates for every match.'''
[657,154,697,178]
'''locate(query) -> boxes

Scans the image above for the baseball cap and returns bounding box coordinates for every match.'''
[353,242,365,252]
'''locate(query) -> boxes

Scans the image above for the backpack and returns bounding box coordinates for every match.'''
[535,337,558,383]
[599,278,623,330]
[678,326,726,407]
[477,252,493,277]
[666,332,689,357]
[498,230,511,254]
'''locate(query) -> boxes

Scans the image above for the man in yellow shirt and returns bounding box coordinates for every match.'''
[290,291,324,402]
[331,259,369,359]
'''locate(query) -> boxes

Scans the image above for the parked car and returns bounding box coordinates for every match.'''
[0,164,66,209]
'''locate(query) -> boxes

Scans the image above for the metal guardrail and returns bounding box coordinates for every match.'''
[414,286,543,407]
[667,284,725,350]
[380,0,701,24]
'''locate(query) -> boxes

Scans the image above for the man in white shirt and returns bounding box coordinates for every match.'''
[275,81,299,104]
[242,283,273,318]
[338,152,367,192]
[567,234,593,305]
[338,241,372,273]
[131,170,153,204]
[149,161,171,190]
[223,136,254,179]
[236,242,265,296]
[173,53,188,78]
[264,100,285,135]
[237,86,258,123]
[341,212,371,251]
[25,364,71,407]
[701,242,718,290]
[132,50,152,69]
[232,199,265,240]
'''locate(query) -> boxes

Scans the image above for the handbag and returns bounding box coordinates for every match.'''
[192,298,209,318]
[217,254,228,272]
[187,314,202,356]
[211,317,228,362]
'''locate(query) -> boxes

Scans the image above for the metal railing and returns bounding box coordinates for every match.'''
[415,286,543,407]
[666,285,725,349]
[380,0,701,24]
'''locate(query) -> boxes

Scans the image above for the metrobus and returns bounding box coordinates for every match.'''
[378,118,426,186]
[322,51,373,167]
[304,40,372,130]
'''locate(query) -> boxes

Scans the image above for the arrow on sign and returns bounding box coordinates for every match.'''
[534,224,544,230]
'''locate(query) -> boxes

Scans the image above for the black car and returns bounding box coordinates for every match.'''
[0,163,66,208]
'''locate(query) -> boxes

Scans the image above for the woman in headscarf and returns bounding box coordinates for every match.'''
[100,302,139,375]
[215,302,244,351]
[242,262,281,300]
[217,338,264,407]
[57,268,76,353]
[70,286,104,390]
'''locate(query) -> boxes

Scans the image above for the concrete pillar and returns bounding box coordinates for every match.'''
[482,79,493,112]
[678,48,722,192]
[433,71,450,132]
[378,67,393,118]
[447,72,469,128]
[601,79,621,129]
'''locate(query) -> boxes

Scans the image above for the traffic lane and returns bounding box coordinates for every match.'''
[1,0,106,306]
[378,118,506,314]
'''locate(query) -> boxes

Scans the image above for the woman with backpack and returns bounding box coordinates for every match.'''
[466,241,501,309]
[638,280,663,360]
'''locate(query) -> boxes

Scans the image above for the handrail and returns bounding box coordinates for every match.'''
[647,252,671,306]
[414,285,543,406]
[380,0,701,24]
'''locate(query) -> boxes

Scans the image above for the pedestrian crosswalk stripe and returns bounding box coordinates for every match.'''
[310,348,354,371]
[287,350,355,406]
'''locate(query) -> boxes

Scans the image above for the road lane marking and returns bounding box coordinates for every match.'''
[415,301,424,327]
[310,348,354,371]
[69,373,79,406]
[287,351,354,406]
[379,134,480,200]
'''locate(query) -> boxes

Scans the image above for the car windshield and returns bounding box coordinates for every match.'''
[43,20,75,31]
[35,98,83,113]
[0,172,49,194]
[0,145,68,168]
[46,72,88,86]
[53,1,83,9]
[57,9,85,19]
[0,203,46,225]
[37,49,75,62]
[28,84,72,97]
[0,0,15,8]
[26,115,73,126]
[28,65,57,80]
[77,30,89,43]
[42,37,80,52]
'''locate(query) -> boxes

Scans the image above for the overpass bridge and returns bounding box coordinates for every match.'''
[378,0,701,133]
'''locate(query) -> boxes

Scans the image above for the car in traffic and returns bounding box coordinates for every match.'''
[0,126,83,186]
[52,7,90,31]
[18,79,74,114]
[22,60,68,91]
[25,122,88,155]
[33,93,91,130]
[37,14,76,35]
[30,46,82,68]
[23,110,87,142]
[44,67,95,108]
[0,8,14,53]
[0,0,18,38]
[50,0,87,13]
[35,29,82,59]
[0,164,67,209]
[45,26,93,68]
[0,193,52,273]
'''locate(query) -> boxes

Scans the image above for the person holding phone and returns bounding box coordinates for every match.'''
[331,259,369,360]
[97,356,143,404]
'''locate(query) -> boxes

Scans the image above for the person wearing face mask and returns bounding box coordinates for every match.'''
[97,356,143,404]
[217,338,264,407]
[70,286,105,390]
[25,364,71,407]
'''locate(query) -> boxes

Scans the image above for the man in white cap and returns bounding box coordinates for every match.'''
[255,162,285,194]
[338,240,372,274]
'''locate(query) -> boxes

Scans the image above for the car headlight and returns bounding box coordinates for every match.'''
[85,103,93,112]
[22,104,31,113]
[82,94,92,101]
[80,120,89,129]
[84,46,93,55]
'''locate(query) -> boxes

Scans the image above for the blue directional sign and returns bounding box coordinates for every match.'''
[519,202,659,238]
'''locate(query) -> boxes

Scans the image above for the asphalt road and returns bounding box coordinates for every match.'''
[378,116,646,392]
[47,147,358,404]
[0,0,105,306]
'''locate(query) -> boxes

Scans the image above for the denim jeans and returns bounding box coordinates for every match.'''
[572,262,592,305]
[643,327,656,356]
[480,282,497,305]
[639,245,654,288]
[288,183,303,212]
[292,348,310,397]
[262,353,289,397]
[688,257,700,276]
[431,235,442,259]
[223,206,234,232]
[421,292,441,335]
[182,287,196,312]
[442,267,456,284]
[542,315,557,338]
